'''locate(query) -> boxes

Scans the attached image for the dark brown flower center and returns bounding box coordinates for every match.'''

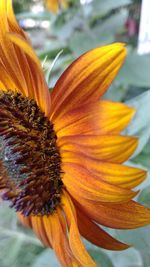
[0,91,63,216]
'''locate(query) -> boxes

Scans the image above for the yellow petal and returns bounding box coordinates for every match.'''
[60,135,138,163]
[62,163,138,203]
[7,0,25,34]
[54,101,135,137]
[51,43,126,120]
[61,151,146,189]
[7,33,41,68]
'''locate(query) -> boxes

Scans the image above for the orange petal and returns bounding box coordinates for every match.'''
[74,198,150,229]
[61,191,97,267]
[0,0,51,116]
[61,151,146,189]
[0,64,18,92]
[54,100,135,137]
[77,208,129,250]
[7,34,51,117]
[62,163,137,203]
[17,212,32,228]
[60,135,138,163]
[31,216,51,247]
[0,1,27,94]
[57,208,82,267]
[43,211,76,267]
[7,0,26,35]
[8,33,41,68]
[51,43,126,120]
[18,211,80,266]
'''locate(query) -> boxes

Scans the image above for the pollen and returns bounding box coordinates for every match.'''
[0,91,63,216]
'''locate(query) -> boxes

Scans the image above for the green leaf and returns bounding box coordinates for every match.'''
[55,14,83,41]
[104,83,128,101]
[118,53,150,88]
[69,11,127,56]
[132,128,150,158]
[115,182,150,267]
[125,90,150,156]
[133,150,150,169]
[0,259,6,267]
[116,226,150,267]
[16,11,51,20]
[142,141,150,155]
[38,46,70,61]
[0,203,43,267]
[92,9,128,38]
[92,0,131,17]
[126,160,150,190]
[106,247,143,267]
[32,249,60,267]
[138,186,150,207]
[0,203,17,228]
[89,249,114,267]
[126,90,150,134]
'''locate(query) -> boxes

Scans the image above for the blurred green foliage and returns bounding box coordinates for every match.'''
[1,0,150,266]
[13,0,32,13]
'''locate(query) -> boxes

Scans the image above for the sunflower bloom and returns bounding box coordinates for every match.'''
[0,1,150,267]
[46,0,68,13]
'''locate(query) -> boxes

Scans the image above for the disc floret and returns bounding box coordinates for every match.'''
[0,91,62,216]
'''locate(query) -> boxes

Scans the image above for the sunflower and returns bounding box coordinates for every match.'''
[46,0,68,13]
[0,1,150,267]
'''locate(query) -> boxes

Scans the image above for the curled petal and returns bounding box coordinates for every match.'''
[44,212,74,267]
[62,191,97,267]
[43,209,82,267]
[74,198,150,229]
[18,212,79,266]
[77,208,129,250]
[31,216,51,247]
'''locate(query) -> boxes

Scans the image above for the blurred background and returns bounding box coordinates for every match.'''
[1,0,150,266]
